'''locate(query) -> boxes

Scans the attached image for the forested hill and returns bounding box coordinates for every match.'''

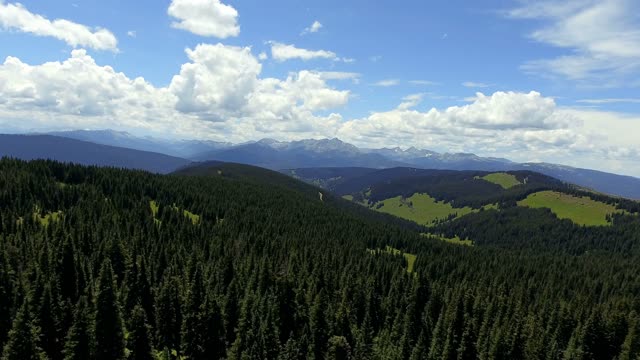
[0,134,191,174]
[1,159,640,359]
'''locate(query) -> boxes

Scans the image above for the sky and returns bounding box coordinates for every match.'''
[0,0,639,176]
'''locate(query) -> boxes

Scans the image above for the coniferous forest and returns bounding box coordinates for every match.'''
[1,158,640,360]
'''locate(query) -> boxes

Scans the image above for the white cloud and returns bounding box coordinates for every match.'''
[397,93,424,110]
[0,2,117,51]
[577,98,640,104]
[410,80,439,86]
[169,44,261,119]
[270,42,339,62]
[373,79,400,87]
[168,0,239,38]
[0,44,350,142]
[301,20,322,35]
[508,0,640,83]
[1,44,639,176]
[336,91,639,172]
[316,71,360,83]
[258,52,268,60]
[462,81,491,88]
[127,30,136,38]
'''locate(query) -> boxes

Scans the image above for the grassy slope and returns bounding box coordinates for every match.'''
[373,193,475,225]
[480,173,522,189]
[518,191,620,226]
[150,200,200,225]
[368,246,417,273]
[35,211,63,226]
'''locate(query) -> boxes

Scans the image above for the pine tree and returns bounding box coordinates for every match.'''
[155,277,181,354]
[37,283,63,360]
[58,237,78,302]
[62,296,91,360]
[127,305,154,360]
[1,302,46,360]
[0,250,13,348]
[279,335,302,360]
[619,312,640,360]
[326,336,352,360]
[181,268,205,360]
[94,260,125,360]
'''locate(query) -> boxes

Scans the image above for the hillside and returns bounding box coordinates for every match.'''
[1,159,640,359]
[0,134,191,173]
[26,130,640,199]
[291,167,640,253]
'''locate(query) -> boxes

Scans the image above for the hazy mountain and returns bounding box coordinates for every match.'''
[0,134,191,174]
[193,138,406,169]
[518,163,640,200]
[46,129,231,158]
[17,130,640,199]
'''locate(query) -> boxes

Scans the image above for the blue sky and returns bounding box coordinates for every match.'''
[1,0,640,176]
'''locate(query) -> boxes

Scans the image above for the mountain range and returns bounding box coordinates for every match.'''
[2,130,639,199]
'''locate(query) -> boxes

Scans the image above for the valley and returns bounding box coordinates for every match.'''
[1,159,640,359]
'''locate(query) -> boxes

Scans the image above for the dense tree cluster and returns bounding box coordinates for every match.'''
[338,170,565,209]
[1,159,639,359]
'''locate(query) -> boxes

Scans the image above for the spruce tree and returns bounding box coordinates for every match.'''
[127,305,154,360]
[37,283,63,360]
[1,302,46,360]
[63,296,91,360]
[619,312,640,360]
[155,277,181,354]
[326,336,352,360]
[181,268,205,360]
[94,260,125,360]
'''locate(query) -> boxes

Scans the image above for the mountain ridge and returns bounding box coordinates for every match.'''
[25,130,640,199]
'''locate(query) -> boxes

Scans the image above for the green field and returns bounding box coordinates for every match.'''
[518,191,620,226]
[479,173,521,189]
[373,193,475,225]
[423,233,473,246]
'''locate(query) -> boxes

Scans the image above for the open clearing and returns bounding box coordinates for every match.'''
[373,193,475,225]
[35,211,63,226]
[479,173,521,189]
[423,233,473,246]
[368,246,417,273]
[150,200,200,225]
[518,191,620,226]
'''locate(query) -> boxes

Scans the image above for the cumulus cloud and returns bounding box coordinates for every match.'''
[1,43,639,175]
[335,91,607,167]
[270,42,339,62]
[0,2,117,51]
[508,0,640,83]
[168,0,239,38]
[301,20,322,35]
[0,44,350,142]
[169,44,261,119]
